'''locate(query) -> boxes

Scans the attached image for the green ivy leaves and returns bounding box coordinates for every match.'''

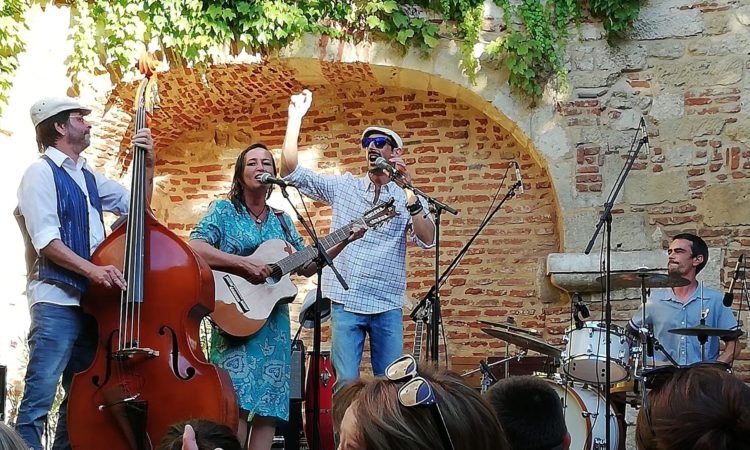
[0,0,30,114]
[0,0,643,115]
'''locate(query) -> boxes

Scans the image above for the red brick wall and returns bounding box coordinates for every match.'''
[146,85,562,376]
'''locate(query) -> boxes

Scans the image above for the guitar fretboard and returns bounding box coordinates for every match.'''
[269,219,365,279]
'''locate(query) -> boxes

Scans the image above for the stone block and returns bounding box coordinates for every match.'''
[568,69,622,89]
[652,57,743,88]
[627,1,703,40]
[659,116,727,140]
[700,182,750,226]
[737,5,750,26]
[624,169,689,205]
[666,145,698,167]
[650,92,684,121]
[612,109,641,131]
[688,34,750,57]
[547,250,666,293]
[725,119,750,143]
[647,42,685,60]
[562,208,651,253]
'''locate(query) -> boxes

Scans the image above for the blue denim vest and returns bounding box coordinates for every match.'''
[36,155,104,294]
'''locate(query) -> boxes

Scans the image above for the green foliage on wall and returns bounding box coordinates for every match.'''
[1,0,644,114]
[0,0,30,114]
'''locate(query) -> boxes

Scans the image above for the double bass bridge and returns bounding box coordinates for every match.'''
[113,347,160,361]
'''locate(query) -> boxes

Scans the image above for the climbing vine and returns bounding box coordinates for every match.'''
[1,0,644,114]
[0,0,30,115]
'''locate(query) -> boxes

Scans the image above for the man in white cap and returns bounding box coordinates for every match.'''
[280,90,435,389]
[15,96,154,450]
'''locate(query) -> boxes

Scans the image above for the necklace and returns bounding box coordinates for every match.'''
[247,205,267,224]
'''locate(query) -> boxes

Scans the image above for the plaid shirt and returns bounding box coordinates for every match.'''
[285,165,434,314]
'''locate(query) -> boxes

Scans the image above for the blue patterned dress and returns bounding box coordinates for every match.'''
[190,199,304,421]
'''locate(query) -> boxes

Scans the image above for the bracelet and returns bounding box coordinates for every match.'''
[407,202,422,216]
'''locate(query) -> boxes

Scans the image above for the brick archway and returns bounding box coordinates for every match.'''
[98,60,564,376]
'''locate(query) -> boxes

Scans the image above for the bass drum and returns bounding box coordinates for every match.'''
[544,379,621,450]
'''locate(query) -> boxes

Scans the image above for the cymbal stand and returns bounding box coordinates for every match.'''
[462,352,526,392]
[699,282,708,362]
[584,118,648,448]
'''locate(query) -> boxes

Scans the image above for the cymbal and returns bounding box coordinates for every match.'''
[478,320,540,336]
[482,328,561,358]
[595,272,690,289]
[668,324,739,338]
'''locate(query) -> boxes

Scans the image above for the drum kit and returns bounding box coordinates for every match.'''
[465,270,740,450]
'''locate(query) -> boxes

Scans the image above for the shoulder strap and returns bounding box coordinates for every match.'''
[271,207,293,242]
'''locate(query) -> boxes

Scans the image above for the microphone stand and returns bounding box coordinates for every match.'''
[390,173,458,366]
[583,122,648,450]
[280,185,348,450]
[411,179,522,365]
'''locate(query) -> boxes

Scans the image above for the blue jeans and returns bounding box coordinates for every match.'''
[330,303,403,390]
[15,303,97,450]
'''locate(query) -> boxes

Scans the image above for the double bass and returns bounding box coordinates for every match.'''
[67,55,238,449]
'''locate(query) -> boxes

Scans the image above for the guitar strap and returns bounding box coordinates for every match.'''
[271,208,293,243]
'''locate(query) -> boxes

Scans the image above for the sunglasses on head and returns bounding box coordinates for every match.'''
[361,136,395,149]
[384,355,456,450]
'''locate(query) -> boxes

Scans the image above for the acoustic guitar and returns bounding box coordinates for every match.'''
[211,199,396,337]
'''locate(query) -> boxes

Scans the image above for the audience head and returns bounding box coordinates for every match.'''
[333,355,510,450]
[156,419,242,450]
[0,422,29,450]
[636,365,750,450]
[486,375,570,450]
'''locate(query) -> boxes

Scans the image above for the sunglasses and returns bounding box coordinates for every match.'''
[361,136,395,149]
[385,355,456,450]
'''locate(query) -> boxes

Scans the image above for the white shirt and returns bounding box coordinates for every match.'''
[17,147,129,307]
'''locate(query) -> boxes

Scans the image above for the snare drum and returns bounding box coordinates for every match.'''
[562,321,631,384]
[544,379,621,450]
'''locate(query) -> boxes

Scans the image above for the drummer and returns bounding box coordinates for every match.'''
[627,233,740,366]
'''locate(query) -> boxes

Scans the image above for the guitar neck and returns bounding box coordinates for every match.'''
[413,320,424,361]
[271,219,363,278]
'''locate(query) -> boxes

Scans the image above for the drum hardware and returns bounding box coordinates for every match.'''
[478,319,540,337]
[481,328,561,358]
[461,352,526,392]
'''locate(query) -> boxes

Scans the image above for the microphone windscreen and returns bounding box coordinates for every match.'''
[374,157,393,172]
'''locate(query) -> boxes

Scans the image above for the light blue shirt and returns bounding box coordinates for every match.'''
[285,165,434,314]
[629,283,739,365]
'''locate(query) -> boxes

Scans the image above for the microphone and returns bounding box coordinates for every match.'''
[257,172,297,188]
[374,156,400,177]
[723,254,744,307]
[572,293,589,330]
[640,116,650,156]
[513,161,524,193]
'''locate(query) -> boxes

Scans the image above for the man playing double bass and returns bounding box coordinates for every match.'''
[14,96,154,450]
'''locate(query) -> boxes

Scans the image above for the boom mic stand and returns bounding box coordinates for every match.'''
[280,185,348,450]
[411,178,522,365]
[583,119,649,449]
[384,170,458,366]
